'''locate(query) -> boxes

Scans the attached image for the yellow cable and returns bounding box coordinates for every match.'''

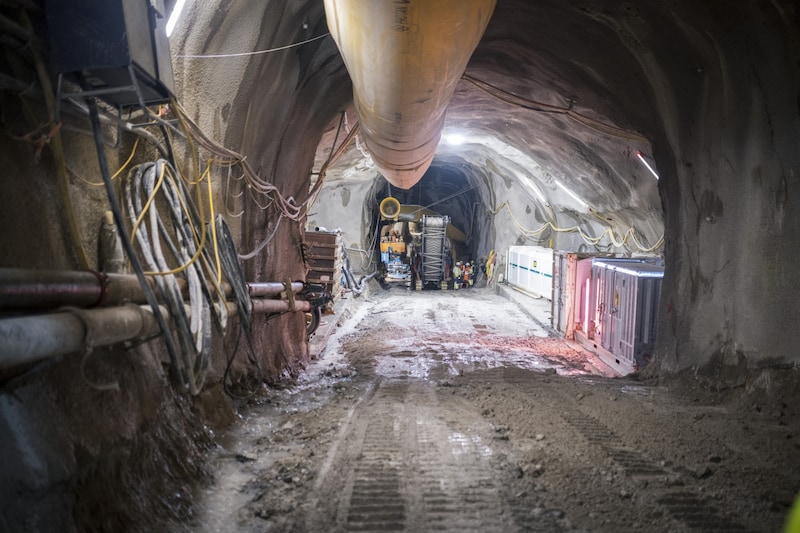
[172,165,203,249]
[205,161,223,284]
[131,162,167,242]
[22,9,90,269]
[111,137,140,180]
[492,201,664,252]
[68,139,140,187]
[145,168,208,276]
[67,164,104,187]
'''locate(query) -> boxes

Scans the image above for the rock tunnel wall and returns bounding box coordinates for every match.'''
[0,1,352,529]
[172,0,353,381]
[0,84,227,531]
[619,2,800,374]
[310,148,660,282]
[0,0,798,530]
[462,0,800,374]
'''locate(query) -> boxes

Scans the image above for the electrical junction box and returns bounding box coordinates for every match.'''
[44,0,175,107]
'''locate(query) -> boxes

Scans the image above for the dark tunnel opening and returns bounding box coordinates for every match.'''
[365,160,491,287]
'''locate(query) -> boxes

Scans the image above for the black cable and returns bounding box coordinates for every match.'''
[216,215,265,400]
[85,95,185,391]
[216,215,252,330]
[126,162,201,392]
[222,323,252,400]
[223,311,288,400]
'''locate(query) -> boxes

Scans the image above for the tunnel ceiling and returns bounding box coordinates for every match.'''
[311,0,666,248]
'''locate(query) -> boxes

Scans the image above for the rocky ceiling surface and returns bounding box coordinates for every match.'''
[312,0,666,254]
[172,0,799,374]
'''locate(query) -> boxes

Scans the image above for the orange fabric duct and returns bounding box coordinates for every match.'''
[324,0,496,189]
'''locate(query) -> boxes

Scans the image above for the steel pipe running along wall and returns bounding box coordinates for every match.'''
[0,268,305,312]
[324,0,496,189]
[0,299,313,371]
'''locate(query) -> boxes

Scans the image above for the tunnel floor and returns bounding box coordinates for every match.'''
[186,289,798,532]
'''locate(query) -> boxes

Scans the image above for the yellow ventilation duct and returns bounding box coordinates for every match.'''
[379,196,402,220]
[324,0,496,189]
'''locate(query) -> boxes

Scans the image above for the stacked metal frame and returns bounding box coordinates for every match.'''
[421,215,449,289]
[592,260,664,370]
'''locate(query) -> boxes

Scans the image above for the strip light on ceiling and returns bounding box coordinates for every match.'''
[636,151,660,180]
[556,181,588,208]
[443,133,466,145]
[522,179,547,204]
[166,0,188,37]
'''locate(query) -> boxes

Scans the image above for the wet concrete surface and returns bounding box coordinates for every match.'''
[186,287,800,532]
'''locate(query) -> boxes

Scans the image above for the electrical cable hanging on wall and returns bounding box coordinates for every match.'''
[492,201,664,253]
[36,2,328,395]
[460,74,663,253]
[123,160,218,394]
[462,74,649,143]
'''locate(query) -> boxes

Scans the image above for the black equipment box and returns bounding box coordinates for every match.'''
[44,0,175,107]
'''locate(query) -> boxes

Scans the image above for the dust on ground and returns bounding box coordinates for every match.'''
[188,287,800,532]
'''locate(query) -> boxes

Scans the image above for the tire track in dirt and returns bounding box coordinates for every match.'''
[310,375,560,532]
[554,390,749,531]
[344,382,409,532]
[405,383,516,532]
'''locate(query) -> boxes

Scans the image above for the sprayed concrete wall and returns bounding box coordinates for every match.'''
[0,0,798,530]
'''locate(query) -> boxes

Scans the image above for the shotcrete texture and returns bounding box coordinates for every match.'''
[0,0,797,530]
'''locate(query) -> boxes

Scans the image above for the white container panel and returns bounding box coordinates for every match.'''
[507,246,554,300]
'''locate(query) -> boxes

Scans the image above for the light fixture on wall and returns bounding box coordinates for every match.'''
[166,0,188,37]
[636,151,660,180]
[521,178,547,204]
[556,181,588,209]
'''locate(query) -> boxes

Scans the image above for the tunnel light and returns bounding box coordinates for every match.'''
[636,151,660,180]
[166,0,188,37]
[443,133,466,145]
[522,179,547,204]
[556,181,588,209]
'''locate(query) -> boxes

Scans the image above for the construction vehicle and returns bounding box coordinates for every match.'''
[377,197,461,289]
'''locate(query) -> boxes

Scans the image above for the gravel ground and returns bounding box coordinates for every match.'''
[188,288,800,532]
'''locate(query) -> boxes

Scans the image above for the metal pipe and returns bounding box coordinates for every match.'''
[0,268,303,311]
[104,273,171,305]
[248,282,304,297]
[0,268,104,310]
[251,298,312,314]
[0,305,153,370]
[0,297,313,371]
[358,271,379,287]
[0,268,165,311]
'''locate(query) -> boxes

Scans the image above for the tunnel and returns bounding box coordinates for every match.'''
[366,162,486,266]
[0,0,799,531]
